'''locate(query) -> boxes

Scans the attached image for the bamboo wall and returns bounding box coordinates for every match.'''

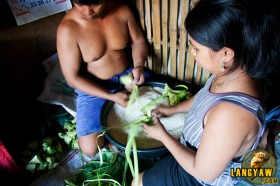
[133,0,210,86]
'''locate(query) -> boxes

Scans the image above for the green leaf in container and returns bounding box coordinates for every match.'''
[120,73,133,86]
[122,116,152,186]
[168,89,190,106]
[165,84,190,105]
[141,83,191,116]
[127,85,139,107]
[122,116,152,129]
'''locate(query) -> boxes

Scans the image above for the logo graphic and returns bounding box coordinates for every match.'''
[231,149,278,185]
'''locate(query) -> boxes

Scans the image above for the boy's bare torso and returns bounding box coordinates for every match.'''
[61,2,130,80]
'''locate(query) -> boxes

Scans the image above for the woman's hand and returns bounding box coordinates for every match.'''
[142,116,169,141]
[151,105,176,117]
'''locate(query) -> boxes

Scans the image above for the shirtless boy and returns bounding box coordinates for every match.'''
[56,0,149,156]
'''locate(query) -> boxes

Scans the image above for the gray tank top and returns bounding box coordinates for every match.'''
[180,75,265,186]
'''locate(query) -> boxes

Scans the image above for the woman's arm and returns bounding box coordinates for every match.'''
[144,102,259,182]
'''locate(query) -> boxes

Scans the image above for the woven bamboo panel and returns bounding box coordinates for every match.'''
[134,0,210,86]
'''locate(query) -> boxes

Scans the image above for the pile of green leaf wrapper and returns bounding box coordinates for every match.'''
[21,107,78,174]
[21,105,134,185]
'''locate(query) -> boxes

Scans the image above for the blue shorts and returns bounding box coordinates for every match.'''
[75,67,152,137]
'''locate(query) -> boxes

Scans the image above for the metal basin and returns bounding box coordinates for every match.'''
[101,82,169,159]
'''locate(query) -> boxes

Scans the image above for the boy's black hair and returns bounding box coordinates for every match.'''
[73,0,101,5]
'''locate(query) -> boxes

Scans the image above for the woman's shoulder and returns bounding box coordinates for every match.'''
[206,101,260,134]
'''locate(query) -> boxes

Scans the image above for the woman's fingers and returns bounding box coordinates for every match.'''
[151,109,161,117]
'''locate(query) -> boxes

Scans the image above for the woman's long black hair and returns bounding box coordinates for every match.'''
[185,0,280,79]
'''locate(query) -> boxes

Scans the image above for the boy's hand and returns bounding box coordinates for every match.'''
[132,66,145,85]
[112,91,129,107]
